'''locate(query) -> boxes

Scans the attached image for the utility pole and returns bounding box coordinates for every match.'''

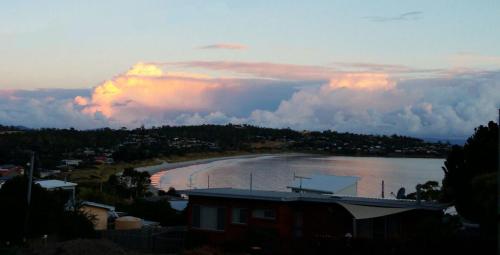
[381,180,385,198]
[497,108,499,254]
[188,175,193,189]
[23,151,35,242]
[250,172,253,191]
[207,174,210,189]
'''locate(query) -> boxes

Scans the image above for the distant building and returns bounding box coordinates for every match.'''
[81,201,116,230]
[0,176,13,189]
[0,164,24,177]
[35,179,78,205]
[287,174,359,196]
[39,169,61,178]
[61,159,82,167]
[182,188,446,245]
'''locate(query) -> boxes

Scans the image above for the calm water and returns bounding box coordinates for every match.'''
[151,155,444,198]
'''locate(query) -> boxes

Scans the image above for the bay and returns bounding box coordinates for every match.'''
[151,154,444,198]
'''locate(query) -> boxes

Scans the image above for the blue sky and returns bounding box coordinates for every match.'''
[0,1,499,138]
[1,1,499,89]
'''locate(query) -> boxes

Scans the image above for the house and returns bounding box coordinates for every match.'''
[181,188,447,245]
[0,164,24,177]
[35,179,78,205]
[0,176,13,189]
[81,201,117,230]
[39,169,61,178]
[287,174,359,196]
[61,159,82,167]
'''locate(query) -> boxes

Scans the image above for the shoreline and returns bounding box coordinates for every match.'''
[140,153,309,193]
[137,152,445,176]
[136,152,310,175]
[139,153,444,193]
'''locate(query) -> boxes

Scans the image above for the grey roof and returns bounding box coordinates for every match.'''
[81,201,116,211]
[169,200,188,211]
[35,179,77,189]
[181,188,447,210]
[288,174,359,194]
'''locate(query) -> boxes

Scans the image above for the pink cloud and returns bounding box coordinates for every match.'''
[170,61,338,80]
[78,63,233,124]
[198,43,247,50]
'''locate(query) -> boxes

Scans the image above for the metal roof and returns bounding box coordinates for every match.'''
[81,201,116,211]
[169,200,188,211]
[35,179,77,189]
[181,188,447,210]
[287,174,359,194]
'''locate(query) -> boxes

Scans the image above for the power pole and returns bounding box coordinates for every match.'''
[23,151,35,242]
[497,108,499,254]
[381,180,385,198]
[250,172,253,191]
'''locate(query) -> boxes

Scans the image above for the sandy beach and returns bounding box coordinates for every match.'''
[138,153,309,192]
[135,153,305,175]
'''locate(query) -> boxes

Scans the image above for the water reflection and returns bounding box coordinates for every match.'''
[152,155,444,197]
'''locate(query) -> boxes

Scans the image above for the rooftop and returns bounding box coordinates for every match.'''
[181,188,447,210]
[35,179,78,189]
[81,201,116,211]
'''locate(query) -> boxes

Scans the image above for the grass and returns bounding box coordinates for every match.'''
[67,150,267,184]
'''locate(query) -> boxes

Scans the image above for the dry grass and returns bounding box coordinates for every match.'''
[68,151,252,184]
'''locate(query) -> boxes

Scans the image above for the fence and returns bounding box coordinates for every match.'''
[100,226,186,253]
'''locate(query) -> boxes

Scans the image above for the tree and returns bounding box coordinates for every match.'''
[441,121,498,229]
[0,176,95,243]
[406,180,441,201]
[122,168,151,198]
[104,168,151,199]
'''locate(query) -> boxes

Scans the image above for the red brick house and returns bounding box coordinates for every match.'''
[182,188,447,246]
[0,164,24,177]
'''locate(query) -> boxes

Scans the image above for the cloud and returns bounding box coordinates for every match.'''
[75,62,297,126]
[364,11,422,22]
[450,52,500,68]
[0,62,499,139]
[330,62,444,76]
[0,89,107,129]
[165,60,444,81]
[247,71,500,138]
[198,43,247,50]
[168,61,338,80]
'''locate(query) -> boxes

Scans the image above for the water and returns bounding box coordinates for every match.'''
[151,155,444,198]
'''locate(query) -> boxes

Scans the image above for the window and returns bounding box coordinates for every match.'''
[252,208,276,220]
[232,208,248,224]
[192,205,225,231]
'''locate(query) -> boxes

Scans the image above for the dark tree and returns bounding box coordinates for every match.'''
[406,180,441,201]
[122,168,151,198]
[441,121,498,230]
[0,176,95,243]
[104,168,151,199]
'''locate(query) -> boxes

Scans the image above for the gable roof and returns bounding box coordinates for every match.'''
[181,188,447,211]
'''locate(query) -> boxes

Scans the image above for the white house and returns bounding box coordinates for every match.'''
[36,179,78,205]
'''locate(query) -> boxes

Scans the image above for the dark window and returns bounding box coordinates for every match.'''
[232,208,249,224]
[192,205,200,228]
[252,209,276,220]
[191,205,225,231]
[217,207,225,230]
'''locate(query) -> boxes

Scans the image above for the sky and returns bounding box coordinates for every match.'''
[1,1,499,139]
